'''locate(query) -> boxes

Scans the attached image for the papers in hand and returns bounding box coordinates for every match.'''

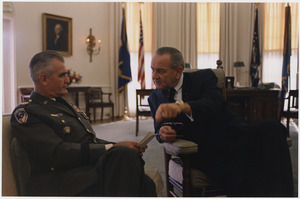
[140,132,155,147]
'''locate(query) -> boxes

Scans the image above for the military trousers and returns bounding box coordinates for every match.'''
[78,146,156,197]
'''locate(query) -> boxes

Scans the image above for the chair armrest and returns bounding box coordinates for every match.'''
[163,139,198,156]
[102,92,112,102]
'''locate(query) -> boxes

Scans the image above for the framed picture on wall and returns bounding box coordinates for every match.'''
[42,13,72,56]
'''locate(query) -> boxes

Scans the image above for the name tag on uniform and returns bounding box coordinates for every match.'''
[50,113,63,117]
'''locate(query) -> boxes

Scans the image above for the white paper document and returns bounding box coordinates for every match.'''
[139,132,155,147]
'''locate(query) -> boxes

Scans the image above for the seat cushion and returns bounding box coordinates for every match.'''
[163,139,198,156]
[169,159,211,188]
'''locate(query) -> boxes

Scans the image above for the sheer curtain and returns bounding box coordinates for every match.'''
[197,3,220,69]
[179,3,197,69]
[125,2,153,117]
[153,3,197,69]
[262,3,299,90]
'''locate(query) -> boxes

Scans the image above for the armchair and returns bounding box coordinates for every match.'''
[163,68,226,197]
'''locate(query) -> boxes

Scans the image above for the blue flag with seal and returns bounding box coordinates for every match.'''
[118,7,132,94]
[282,4,291,96]
[250,8,261,87]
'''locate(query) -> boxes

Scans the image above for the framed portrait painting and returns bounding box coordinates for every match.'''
[42,13,72,56]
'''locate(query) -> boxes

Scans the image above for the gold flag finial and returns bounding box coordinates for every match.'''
[255,3,260,9]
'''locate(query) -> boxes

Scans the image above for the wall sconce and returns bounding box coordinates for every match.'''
[86,28,101,62]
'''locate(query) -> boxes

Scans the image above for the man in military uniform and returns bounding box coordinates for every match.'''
[10,51,156,196]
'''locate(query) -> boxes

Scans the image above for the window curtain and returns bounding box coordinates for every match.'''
[179,3,197,69]
[109,2,124,118]
[197,3,220,69]
[262,3,299,90]
[219,3,238,76]
[153,3,197,69]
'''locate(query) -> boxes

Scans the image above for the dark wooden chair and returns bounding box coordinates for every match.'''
[136,89,154,136]
[86,87,114,123]
[281,89,298,137]
[19,87,33,102]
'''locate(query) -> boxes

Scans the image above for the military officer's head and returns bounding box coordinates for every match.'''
[29,51,70,98]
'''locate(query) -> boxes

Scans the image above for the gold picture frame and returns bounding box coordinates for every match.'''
[42,13,72,56]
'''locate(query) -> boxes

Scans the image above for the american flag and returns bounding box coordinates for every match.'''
[138,10,145,89]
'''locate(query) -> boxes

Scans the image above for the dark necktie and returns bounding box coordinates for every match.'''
[168,88,176,102]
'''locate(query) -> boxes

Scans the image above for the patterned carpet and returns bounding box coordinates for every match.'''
[92,118,298,197]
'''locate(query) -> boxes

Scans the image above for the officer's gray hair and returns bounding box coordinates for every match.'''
[155,47,184,70]
[29,51,64,83]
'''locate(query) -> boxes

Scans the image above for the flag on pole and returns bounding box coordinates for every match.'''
[138,9,145,89]
[282,4,291,96]
[250,8,261,87]
[118,7,132,94]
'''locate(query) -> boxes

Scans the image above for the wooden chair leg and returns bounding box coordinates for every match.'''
[182,157,192,196]
[286,117,290,137]
[136,112,139,136]
[164,150,173,197]
[93,108,96,123]
[111,105,114,121]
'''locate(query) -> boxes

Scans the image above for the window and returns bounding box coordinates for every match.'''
[197,3,220,69]
[263,3,298,90]
[125,2,153,116]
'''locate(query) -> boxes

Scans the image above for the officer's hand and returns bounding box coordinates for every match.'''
[159,125,176,143]
[114,141,146,156]
[155,103,181,123]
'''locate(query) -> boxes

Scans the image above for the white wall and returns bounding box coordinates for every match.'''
[7,2,112,89]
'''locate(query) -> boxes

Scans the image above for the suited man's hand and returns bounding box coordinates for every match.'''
[155,103,181,123]
[159,125,176,142]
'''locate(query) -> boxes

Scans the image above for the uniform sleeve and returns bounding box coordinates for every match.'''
[11,105,107,170]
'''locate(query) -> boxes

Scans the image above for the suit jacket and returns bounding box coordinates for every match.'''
[149,69,227,139]
[11,92,114,196]
[148,69,247,169]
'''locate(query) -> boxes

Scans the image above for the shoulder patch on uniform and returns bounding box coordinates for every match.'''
[14,108,28,124]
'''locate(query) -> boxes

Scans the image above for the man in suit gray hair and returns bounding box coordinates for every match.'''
[148,46,293,196]
[11,51,156,196]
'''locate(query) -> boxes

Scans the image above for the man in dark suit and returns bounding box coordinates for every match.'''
[10,51,156,196]
[148,47,293,196]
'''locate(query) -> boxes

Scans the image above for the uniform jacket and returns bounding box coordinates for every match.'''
[10,92,114,196]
